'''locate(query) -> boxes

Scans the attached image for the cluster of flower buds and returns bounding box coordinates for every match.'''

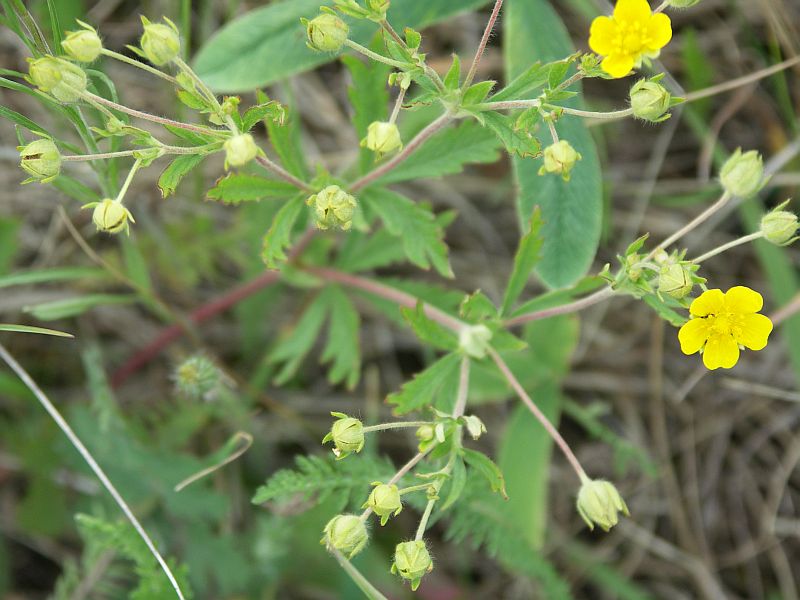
[539,140,582,181]
[307,185,358,231]
[18,138,61,184]
[27,55,88,102]
[720,148,765,199]
[655,250,704,300]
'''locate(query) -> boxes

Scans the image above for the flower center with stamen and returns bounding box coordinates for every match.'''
[614,20,649,55]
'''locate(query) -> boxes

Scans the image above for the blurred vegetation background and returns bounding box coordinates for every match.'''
[1,0,799,598]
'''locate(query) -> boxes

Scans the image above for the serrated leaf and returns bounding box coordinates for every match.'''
[374,120,500,184]
[320,286,361,389]
[269,291,330,384]
[342,53,390,174]
[443,54,461,89]
[547,60,571,89]
[260,91,308,179]
[401,301,458,351]
[481,111,541,159]
[242,100,286,132]
[207,173,296,204]
[362,188,453,277]
[505,0,602,288]
[462,448,507,498]
[158,154,206,198]
[261,195,306,267]
[334,229,407,272]
[462,80,496,105]
[490,61,552,102]
[501,207,544,315]
[387,353,461,414]
[24,294,136,321]
[460,291,498,322]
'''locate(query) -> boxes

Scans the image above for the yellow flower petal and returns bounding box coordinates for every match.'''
[736,313,773,351]
[724,286,763,313]
[645,13,672,51]
[689,289,725,317]
[702,334,740,370]
[613,0,651,23]
[601,54,635,78]
[589,16,617,56]
[678,318,710,355]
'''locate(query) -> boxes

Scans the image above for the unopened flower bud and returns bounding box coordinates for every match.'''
[761,203,799,246]
[668,0,701,7]
[576,478,629,532]
[458,324,492,359]
[18,138,61,183]
[61,22,102,62]
[362,121,402,155]
[366,0,391,18]
[139,16,180,66]
[28,56,87,102]
[89,199,134,234]
[363,483,402,525]
[322,412,364,459]
[392,540,433,591]
[720,149,764,199]
[174,355,224,401]
[415,424,436,451]
[539,140,581,181]
[657,262,694,299]
[307,185,357,231]
[223,133,259,169]
[304,13,349,52]
[630,78,672,122]
[322,514,368,559]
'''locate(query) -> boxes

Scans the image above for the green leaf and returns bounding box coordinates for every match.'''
[207,173,297,204]
[0,105,48,135]
[462,80,496,106]
[0,267,107,289]
[24,294,136,321]
[490,61,552,102]
[269,290,329,384]
[361,188,453,277]
[642,294,688,327]
[0,323,73,337]
[261,195,306,267]
[334,229,407,272]
[375,120,499,184]
[481,111,541,159]
[505,0,602,288]
[501,207,544,315]
[320,286,361,389]
[443,54,461,89]
[263,97,308,179]
[194,0,492,92]
[341,54,390,174]
[387,353,461,414]
[52,175,102,204]
[241,99,286,132]
[400,302,458,352]
[158,154,206,198]
[462,447,507,498]
[439,455,467,511]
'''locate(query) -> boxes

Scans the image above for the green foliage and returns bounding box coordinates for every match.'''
[401,302,458,351]
[342,53,390,173]
[207,173,297,203]
[501,207,544,315]
[387,352,462,414]
[158,154,207,198]
[261,194,306,267]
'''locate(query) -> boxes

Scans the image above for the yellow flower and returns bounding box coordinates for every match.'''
[678,287,773,370]
[589,0,672,78]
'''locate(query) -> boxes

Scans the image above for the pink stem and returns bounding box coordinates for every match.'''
[463,0,504,88]
[504,287,615,327]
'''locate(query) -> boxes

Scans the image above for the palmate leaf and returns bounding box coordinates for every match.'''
[386,352,461,414]
[400,302,458,352]
[361,188,453,277]
[481,111,541,159]
[158,154,206,198]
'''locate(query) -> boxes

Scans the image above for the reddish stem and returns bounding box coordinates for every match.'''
[463,0,504,88]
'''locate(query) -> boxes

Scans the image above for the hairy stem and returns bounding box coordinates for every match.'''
[649,191,732,258]
[504,286,616,327]
[332,549,389,600]
[361,421,430,433]
[693,231,764,263]
[463,0,504,88]
[100,48,178,84]
[344,39,410,69]
[254,155,313,192]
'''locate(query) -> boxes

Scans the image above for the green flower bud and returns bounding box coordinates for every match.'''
[761,203,799,246]
[322,514,368,559]
[657,262,694,299]
[322,412,364,459]
[304,13,349,52]
[415,424,437,451]
[223,133,259,169]
[174,355,224,401]
[61,22,102,62]
[28,56,87,102]
[307,185,357,231]
[139,16,180,66]
[668,0,701,7]
[720,148,764,199]
[576,478,629,532]
[363,483,402,525]
[89,199,134,235]
[18,138,61,184]
[630,78,672,123]
[539,140,581,181]
[362,121,403,155]
[391,540,433,591]
[458,324,492,359]
[367,0,391,19]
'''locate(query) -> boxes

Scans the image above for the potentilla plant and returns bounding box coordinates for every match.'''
[2,0,798,596]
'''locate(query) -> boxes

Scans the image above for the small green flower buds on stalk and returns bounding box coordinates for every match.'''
[720,148,765,198]
[89,199,135,235]
[139,16,180,66]
[363,483,402,525]
[223,133,259,169]
[61,21,102,62]
[657,262,695,299]
[539,140,582,181]
[576,477,629,532]
[304,13,349,52]
[630,77,674,123]
[307,185,358,231]
[761,201,799,246]
[18,138,61,184]
[322,412,364,458]
[392,540,433,591]
[458,324,492,359]
[362,121,403,156]
[28,56,87,102]
[321,514,368,559]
